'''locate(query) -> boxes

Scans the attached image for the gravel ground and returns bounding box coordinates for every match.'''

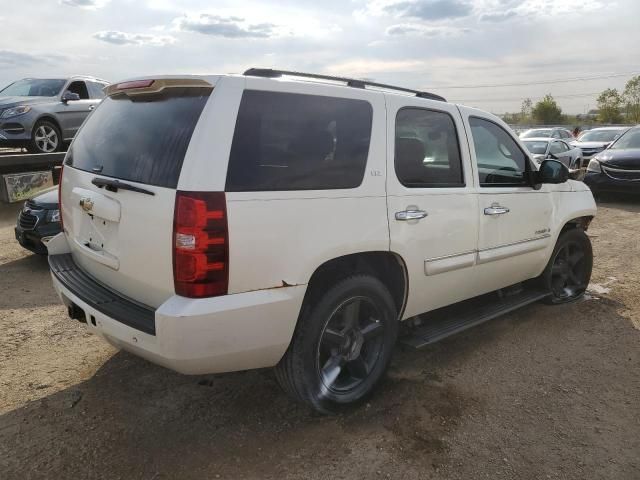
[0,197,638,480]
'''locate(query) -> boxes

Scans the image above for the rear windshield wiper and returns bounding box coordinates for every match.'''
[92,177,155,196]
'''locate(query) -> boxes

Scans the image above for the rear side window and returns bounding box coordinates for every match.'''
[395,108,464,188]
[87,81,107,99]
[67,87,211,188]
[226,90,372,191]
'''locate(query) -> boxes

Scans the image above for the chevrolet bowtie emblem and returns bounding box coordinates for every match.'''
[80,197,94,212]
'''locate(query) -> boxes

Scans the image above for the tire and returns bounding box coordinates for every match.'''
[29,120,62,154]
[275,274,398,413]
[539,228,593,304]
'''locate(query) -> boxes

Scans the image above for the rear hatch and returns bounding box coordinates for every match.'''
[60,78,213,308]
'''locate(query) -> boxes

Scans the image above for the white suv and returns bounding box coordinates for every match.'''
[48,69,596,413]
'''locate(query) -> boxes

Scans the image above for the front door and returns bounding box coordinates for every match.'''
[386,96,479,319]
[460,109,555,294]
[55,80,99,140]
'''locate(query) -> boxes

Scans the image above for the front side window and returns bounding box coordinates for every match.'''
[469,117,529,187]
[395,108,464,188]
[226,90,372,191]
[66,81,89,100]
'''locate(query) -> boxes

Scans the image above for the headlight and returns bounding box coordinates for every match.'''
[47,209,60,222]
[587,159,602,173]
[0,105,32,119]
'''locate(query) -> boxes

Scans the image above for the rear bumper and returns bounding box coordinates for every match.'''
[49,253,305,375]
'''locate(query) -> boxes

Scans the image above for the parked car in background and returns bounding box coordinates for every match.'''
[15,187,61,254]
[584,125,640,196]
[520,127,574,140]
[571,126,629,160]
[0,76,109,153]
[522,137,584,169]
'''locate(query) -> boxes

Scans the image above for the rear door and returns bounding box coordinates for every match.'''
[60,79,214,308]
[386,96,479,319]
[459,108,555,293]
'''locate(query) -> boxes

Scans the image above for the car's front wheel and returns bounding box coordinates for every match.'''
[29,120,62,154]
[275,274,398,413]
[539,228,593,304]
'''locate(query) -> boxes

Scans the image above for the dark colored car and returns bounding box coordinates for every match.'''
[584,126,640,196]
[15,188,61,254]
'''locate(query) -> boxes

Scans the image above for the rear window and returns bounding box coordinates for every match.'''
[226,90,372,191]
[523,141,548,155]
[66,87,211,188]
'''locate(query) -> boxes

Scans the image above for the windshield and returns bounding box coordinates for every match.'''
[521,129,551,138]
[610,128,640,150]
[523,141,548,155]
[578,129,624,142]
[67,87,211,188]
[0,79,66,97]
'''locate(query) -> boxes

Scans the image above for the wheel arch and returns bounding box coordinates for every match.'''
[560,215,594,235]
[301,251,409,321]
[33,114,62,133]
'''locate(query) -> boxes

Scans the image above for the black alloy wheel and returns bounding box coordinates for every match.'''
[317,296,385,394]
[275,274,398,413]
[541,228,593,304]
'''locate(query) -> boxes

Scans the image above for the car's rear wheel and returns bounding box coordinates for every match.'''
[275,275,398,413]
[29,120,61,154]
[539,228,593,304]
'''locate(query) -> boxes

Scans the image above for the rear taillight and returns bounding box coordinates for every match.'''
[58,165,64,230]
[173,191,228,298]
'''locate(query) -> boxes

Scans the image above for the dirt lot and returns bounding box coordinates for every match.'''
[1,198,639,480]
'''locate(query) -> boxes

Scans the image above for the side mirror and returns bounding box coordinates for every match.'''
[547,153,558,160]
[537,159,569,184]
[62,91,81,103]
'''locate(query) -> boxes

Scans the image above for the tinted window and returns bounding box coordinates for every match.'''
[395,108,463,188]
[66,81,89,100]
[67,87,211,188]
[226,90,372,191]
[469,117,528,187]
[87,81,107,99]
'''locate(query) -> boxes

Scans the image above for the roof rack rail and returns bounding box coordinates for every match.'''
[243,68,446,102]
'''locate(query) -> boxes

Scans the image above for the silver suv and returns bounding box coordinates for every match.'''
[0,76,109,153]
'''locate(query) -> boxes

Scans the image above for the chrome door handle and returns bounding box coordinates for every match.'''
[484,205,510,216]
[395,209,428,221]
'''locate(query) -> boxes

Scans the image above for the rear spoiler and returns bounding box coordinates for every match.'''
[104,78,212,97]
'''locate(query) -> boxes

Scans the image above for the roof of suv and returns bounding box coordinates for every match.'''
[20,75,110,83]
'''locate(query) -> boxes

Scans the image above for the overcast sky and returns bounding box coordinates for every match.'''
[2,0,639,113]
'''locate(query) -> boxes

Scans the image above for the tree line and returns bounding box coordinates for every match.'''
[502,75,640,125]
